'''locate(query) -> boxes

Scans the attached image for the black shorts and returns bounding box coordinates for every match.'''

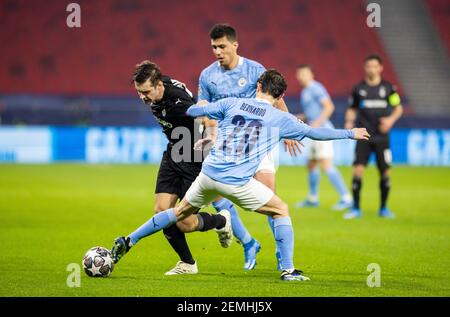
[155,150,203,198]
[353,136,392,172]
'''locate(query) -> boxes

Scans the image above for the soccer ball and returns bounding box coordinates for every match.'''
[82,246,114,277]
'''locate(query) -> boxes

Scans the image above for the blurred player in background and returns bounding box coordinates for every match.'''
[344,54,403,219]
[120,61,232,275]
[197,24,302,270]
[294,65,352,210]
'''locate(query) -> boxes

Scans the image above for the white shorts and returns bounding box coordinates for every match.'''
[185,172,274,211]
[255,146,277,174]
[307,140,334,160]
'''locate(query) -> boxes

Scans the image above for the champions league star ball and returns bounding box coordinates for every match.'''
[82,246,114,277]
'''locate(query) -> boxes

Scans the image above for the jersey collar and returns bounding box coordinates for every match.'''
[255,97,272,105]
[217,56,244,69]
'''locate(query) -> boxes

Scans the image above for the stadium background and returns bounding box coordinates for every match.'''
[1,0,450,297]
[0,0,449,165]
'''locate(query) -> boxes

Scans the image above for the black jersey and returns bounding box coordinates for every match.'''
[150,76,203,163]
[348,79,401,136]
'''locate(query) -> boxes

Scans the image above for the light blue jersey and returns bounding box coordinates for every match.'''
[187,98,354,185]
[301,80,333,128]
[198,57,266,102]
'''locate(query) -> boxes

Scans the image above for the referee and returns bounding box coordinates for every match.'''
[344,54,403,219]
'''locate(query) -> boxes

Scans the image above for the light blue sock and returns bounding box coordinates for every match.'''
[267,216,275,236]
[212,198,252,245]
[268,216,280,256]
[326,166,350,199]
[128,208,177,245]
[308,168,320,200]
[274,217,294,270]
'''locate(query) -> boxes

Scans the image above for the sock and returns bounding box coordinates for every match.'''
[163,225,195,265]
[196,212,226,231]
[326,166,350,200]
[267,216,280,256]
[128,208,177,245]
[273,216,294,271]
[212,198,252,245]
[308,168,320,201]
[380,176,390,209]
[352,177,362,209]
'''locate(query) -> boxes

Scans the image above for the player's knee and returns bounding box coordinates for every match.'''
[307,160,317,170]
[320,159,332,171]
[277,201,289,216]
[380,168,389,178]
[176,219,194,233]
[273,209,289,219]
[354,165,365,178]
[154,203,166,214]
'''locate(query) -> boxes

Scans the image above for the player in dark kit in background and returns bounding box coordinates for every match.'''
[114,61,233,274]
[344,54,403,219]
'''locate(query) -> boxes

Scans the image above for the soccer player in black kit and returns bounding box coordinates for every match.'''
[344,54,403,219]
[111,61,233,274]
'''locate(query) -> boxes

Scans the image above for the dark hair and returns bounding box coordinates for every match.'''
[257,69,287,99]
[296,64,313,72]
[132,60,162,85]
[364,54,383,65]
[209,24,237,41]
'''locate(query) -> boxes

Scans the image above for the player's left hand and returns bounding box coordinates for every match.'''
[379,117,394,134]
[284,139,304,157]
[351,128,371,140]
[194,137,215,151]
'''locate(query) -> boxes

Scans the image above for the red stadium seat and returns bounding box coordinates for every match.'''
[0,0,401,97]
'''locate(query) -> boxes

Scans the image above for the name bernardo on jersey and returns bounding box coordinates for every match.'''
[240,103,266,117]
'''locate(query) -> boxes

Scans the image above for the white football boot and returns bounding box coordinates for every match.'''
[165,261,198,275]
[215,209,233,248]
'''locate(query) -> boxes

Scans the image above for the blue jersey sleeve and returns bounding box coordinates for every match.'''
[186,98,233,120]
[198,71,211,102]
[313,83,330,102]
[252,63,266,83]
[280,112,354,141]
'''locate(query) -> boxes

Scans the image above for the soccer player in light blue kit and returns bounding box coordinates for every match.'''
[110,70,370,281]
[295,65,353,210]
[197,24,302,271]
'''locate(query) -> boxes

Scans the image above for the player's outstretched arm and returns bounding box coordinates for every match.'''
[305,127,370,141]
[186,104,208,117]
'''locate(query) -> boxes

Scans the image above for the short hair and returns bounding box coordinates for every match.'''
[132,60,162,85]
[209,24,237,41]
[257,69,287,99]
[296,64,313,72]
[364,54,383,65]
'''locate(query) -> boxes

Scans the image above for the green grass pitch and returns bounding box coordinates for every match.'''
[1,164,449,297]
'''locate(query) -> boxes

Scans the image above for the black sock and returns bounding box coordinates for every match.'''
[163,225,195,265]
[197,212,226,231]
[352,177,362,209]
[380,176,390,209]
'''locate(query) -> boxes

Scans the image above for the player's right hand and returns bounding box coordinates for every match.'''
[351,128,370,140]
[284,139,304,157]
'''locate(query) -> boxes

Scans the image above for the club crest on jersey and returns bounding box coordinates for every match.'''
[238,77,247,87]
[359,89,367,97]
[379,86,386,98]
[162,109,166,117]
